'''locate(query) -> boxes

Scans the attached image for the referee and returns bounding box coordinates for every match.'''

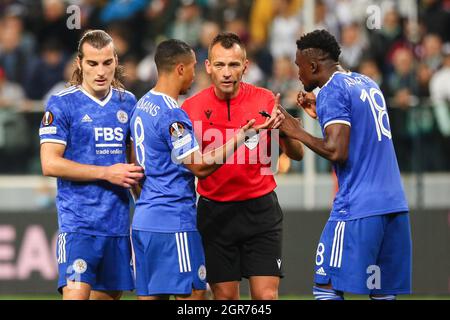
[182,32,304,300]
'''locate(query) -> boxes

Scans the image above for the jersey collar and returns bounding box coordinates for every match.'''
[320,71,352,89]
[79,85,113,107]
[150,89,179,107]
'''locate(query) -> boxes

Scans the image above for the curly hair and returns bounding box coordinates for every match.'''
[296,30,341,62]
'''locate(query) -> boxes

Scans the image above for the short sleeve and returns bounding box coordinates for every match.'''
[317,84,351,130]
[39,95,70,145]
[159,108,199,161]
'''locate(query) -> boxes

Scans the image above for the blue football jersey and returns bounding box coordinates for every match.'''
[316,72,408,221]
[131,90,199,232]
[39,86,136,236]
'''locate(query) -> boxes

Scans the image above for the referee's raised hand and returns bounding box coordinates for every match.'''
[269,93,285,129]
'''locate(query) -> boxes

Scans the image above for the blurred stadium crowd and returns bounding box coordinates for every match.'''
[0,0,449,174]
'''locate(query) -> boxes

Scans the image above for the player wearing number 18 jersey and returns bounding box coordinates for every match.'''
[279,30,412,299]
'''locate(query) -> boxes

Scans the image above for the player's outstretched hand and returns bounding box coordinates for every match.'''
[297,91,317,119]
[278,106,303,139]
[104,163,144,188]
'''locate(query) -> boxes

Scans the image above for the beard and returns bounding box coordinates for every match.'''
[303,83,317,93]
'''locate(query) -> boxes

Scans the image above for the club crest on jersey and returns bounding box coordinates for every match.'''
[72,259,87,274]
[244,133,259,150]
[198,264,206,281]
[170,122,185,138]
[42,111,54,126]
[117,110,128,123]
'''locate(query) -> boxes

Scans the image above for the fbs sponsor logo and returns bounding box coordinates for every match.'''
[316,267,327,276]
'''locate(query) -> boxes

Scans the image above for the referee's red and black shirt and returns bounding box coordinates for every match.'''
[182,82,277,202]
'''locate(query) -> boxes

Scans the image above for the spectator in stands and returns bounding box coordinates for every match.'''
[367,8,404,75]
[0,9,36,87]
[387,48,418,172]
[195,21,220,63]
[242,53,266,87]
[106,23,136,61]
[419,33,444,72]
[167,0,204,47]
[224,17,250,45]
[249,0,302,76]
[99,0,149,25]
[35,0,80,53]
[420,0,450,42]
[250,0,302,48]
[340,23,366,70]
[136,48,159,88]
[206,0,252,30]
[269,0,302,62]
[430,47,450,169]
[416,62,433,98]
[0,66,25,110]
[267,56,299,115]
[24,38,67,100]
[141,0,178,42]
[122,55,151,100]
[43,57,76,105]
[358,59,385,92]
[312,0,340,41]
[0,65,29,173]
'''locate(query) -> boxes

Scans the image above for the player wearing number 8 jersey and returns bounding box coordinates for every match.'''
[130,39,280,300]
[279,30,412,299]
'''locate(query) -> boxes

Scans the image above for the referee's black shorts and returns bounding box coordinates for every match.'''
[197,191,284,284]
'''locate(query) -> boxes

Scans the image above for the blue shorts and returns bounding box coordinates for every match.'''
[314,212,412,295]
[132,230,207,296]
[56,232,134,293]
